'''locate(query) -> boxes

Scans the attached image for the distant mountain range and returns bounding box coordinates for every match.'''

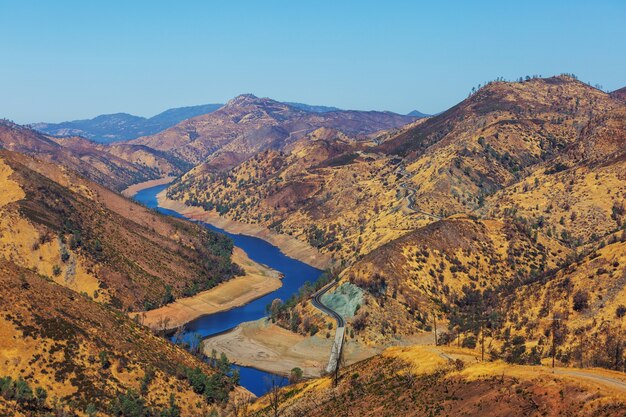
[284,102,342,113]
[30,103,223,143]
[406,109,430,117]
[31,101,429,144]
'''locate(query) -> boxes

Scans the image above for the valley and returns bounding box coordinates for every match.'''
[1,76,625,416]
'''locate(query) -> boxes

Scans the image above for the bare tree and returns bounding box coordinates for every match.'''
[265,375,286,417]
[229,391,252,417]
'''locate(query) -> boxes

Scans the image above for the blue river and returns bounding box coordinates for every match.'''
[133,184,323,396]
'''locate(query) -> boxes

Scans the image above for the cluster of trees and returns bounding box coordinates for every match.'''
[183,365,235,404]
[0,376,47,408]
[266,271,335,335]
[306,224,336,249]
[109,390,181,417]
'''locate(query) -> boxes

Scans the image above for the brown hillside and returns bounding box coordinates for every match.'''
[501,235,626,370]
[164,77,626,268]
[0,260,238,416]
[250,345,626,417]
[484,105,626,246]
[610,86,626,102]
[0,150,239,311]
[0,121,187,191]
[131,94,415,167]
[167,131,431,263]
[376,76,623,216]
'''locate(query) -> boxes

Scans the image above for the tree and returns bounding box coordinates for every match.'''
[160,394,181,417]
[265,375,285,417]
[289,367,303,384]
[109,389,148,417]
[99,351,111,370]
[229,391,252,417]
[60,246,70,262]
[573,290,589,311]
[14,377,32,402]
[86,403,98,417]
[162,285,175,305]
[35,386,47,408]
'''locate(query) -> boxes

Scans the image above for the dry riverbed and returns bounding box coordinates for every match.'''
[132,247,282,331]
[121,176,176,197]
[203,319,382,378]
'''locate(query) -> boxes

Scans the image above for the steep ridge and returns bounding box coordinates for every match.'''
[130,94,416,167]
[0,149,239,311]
[0,121,187,191]
[483,102,626,246]
[0,259,239,416]
[164,77,624,266]
[610,86,626,102]
[377,76,622,216]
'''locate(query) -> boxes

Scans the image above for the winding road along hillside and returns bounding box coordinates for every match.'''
[311,281,345,373]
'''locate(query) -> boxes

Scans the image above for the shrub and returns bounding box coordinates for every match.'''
[289,367,303,384]
[99,351,111,370]
[572,290,589,312]
[462,335,477,349]
[109,389,148,417]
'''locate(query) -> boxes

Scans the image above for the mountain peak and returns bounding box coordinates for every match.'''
[225,94,263,107]
[407,110,429,118]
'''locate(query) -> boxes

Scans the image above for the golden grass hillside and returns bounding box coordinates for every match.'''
[168,132,432,264]
[162,77,626,373]
[249,345,626,417]
[0,149,240,311]
[0,260,240,416]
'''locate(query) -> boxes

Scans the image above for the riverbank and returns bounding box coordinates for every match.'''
[121,176,176,198]
[157,191,332,270]
[132,247,282,331]
[203,319,382,378]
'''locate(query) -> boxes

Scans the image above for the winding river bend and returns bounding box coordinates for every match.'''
[133,184,323,396]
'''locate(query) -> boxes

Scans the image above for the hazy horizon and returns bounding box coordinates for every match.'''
[2,0,625,124]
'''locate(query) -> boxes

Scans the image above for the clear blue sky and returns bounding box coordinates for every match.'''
[1,0,625,123]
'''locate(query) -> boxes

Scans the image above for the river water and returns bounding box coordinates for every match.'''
[133,184,323,396]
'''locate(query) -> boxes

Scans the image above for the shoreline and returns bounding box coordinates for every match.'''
[157,191,333,270]
[203,319,383,378]
[121,176,176,198]
[131,247,282,331]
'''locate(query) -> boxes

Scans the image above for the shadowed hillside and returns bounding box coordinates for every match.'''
[0,149,240,311]
[0,260,240,416]
[0,121,188,191]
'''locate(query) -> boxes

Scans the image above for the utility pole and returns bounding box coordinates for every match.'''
[433,312,438,346]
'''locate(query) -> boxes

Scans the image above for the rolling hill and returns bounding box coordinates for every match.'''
[250,345,626,416]
[0,260,238,416]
